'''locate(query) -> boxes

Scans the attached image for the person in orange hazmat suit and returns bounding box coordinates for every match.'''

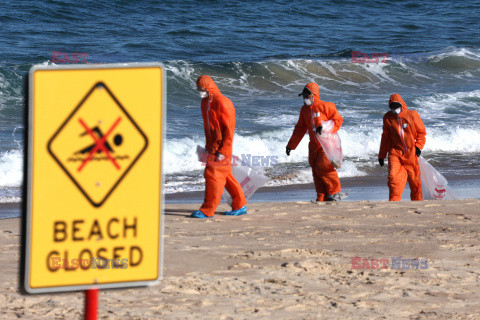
[378,93,427,201]
[191,75,247,218]
[286,82,343,201]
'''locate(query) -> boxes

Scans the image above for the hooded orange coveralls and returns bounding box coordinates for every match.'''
[287,83,343,201]
[197,75,247,217]
[379,94,427,201]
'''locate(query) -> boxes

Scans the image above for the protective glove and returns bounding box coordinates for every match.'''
[378,158,385,167]
[415,146,421,157]
[215,153,225,161]
[316,126,323,135]
[286,147,291,156]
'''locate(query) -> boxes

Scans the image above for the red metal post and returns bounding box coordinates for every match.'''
[85,288,98,320]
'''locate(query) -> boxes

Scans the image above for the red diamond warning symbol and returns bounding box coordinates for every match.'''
[48,82,148,207]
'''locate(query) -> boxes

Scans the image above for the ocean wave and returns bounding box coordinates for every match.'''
[0,49,479,196]
[1,124,477,192]
[163,159,367,194]
[0,196,21,203]
[1,47,479,114]
[161,124,480,178]
[1,119,479,194]
[413,90,480,112]
[162,47,480,97]
[0,150,23,188]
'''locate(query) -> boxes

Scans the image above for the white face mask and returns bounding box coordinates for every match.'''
[393,107,401,114]
[304,98,312,106]
[199,90,208,99]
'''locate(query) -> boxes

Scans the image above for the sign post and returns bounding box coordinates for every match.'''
[85,288,98,320]
[23,63,165,312]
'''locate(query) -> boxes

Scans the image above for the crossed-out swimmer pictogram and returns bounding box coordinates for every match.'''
[77,117,122,172]
[47,81,149,207]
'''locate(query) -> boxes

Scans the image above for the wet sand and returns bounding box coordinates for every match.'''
[1,199,480,319]
[165,174,480,204]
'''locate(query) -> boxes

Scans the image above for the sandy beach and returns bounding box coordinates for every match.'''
[0,199,479,319]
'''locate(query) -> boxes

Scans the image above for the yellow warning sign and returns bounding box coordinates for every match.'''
[24,63,164,293]
[48,82,148,207]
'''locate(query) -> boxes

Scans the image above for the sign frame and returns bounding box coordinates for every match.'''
[23,62,166,294]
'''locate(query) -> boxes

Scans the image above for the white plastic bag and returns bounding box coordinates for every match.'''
[222,155,270,205]
[196,145,269,205]
[315,120,343,168]
[418,156,459,200]
[196,145,208,162]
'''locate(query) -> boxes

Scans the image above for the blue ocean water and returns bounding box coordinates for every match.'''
[1,0,480,201]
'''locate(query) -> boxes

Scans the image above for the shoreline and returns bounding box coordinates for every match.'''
[0,202,21,220]
[164,173,480,204]
[1,173,479,219]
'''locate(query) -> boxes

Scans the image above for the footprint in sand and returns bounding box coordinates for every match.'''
[228,262,253,270]
[407,210,422,214]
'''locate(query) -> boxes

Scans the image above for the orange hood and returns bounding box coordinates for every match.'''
[197,75,221,97]
[389,93,408,112]
[305,82,320,101]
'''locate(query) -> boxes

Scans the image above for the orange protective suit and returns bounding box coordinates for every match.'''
[379,94,427,201]
[197,75,247,217]
[287,83,343,201]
